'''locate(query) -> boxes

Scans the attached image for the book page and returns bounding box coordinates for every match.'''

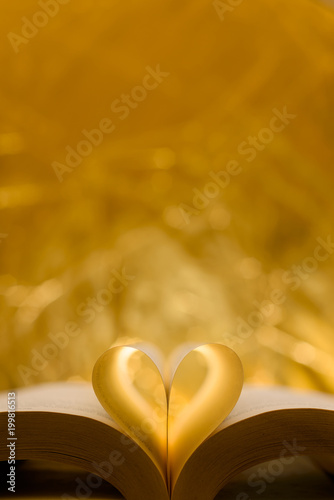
[0,382,118,428]
[92,344,168,476]
[219,385,334,430]
[0,381,170,500]
[171,384,334,500]
[168,344,243,489]
[165,342,203,390]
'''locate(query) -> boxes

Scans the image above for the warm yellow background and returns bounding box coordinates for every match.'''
[1,0,334,392]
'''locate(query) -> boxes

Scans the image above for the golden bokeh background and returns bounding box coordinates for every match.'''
[1,0,334,392]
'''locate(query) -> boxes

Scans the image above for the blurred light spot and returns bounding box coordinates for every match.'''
[172,291,210,320]
[181,121,203,142]
[0,275,18,294]
[153,385,165,402]
[268,269,285,289]
[256,325,279,344]
[174,290,198,314]
[128,350,143,380]
[16,306,41,325]
[0,133,24,156]
[266,305,283,326]
[293,342,316,365]
[248,369,277,386]
[66,376,87,383]
[22,279,63,310]
[163,205,184,229]
[5,285,30,305]
[113,336,144,348]
[8,279,63,328]
[152,148,175,169]
[0,184,52,209]
[151,171,172,194]
[238,257,263,279]
[180,147,208,174]
[136,367,159,391]
[186,325,206,342]
[209,205,231,230]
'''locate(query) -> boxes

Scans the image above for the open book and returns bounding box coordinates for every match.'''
[1,343,334,499]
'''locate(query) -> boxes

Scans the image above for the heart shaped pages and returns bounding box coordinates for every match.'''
[92,344,167,475]
[92,343,243,488]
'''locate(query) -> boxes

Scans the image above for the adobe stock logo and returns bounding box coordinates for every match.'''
[7,0,70,54]
[175,106,296,227]
[61,450,126,500]
[237,440,306,500]
[213,0,244,21]
[17,267,135,385]
[52,65,170,183]
[223,235,334,348]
